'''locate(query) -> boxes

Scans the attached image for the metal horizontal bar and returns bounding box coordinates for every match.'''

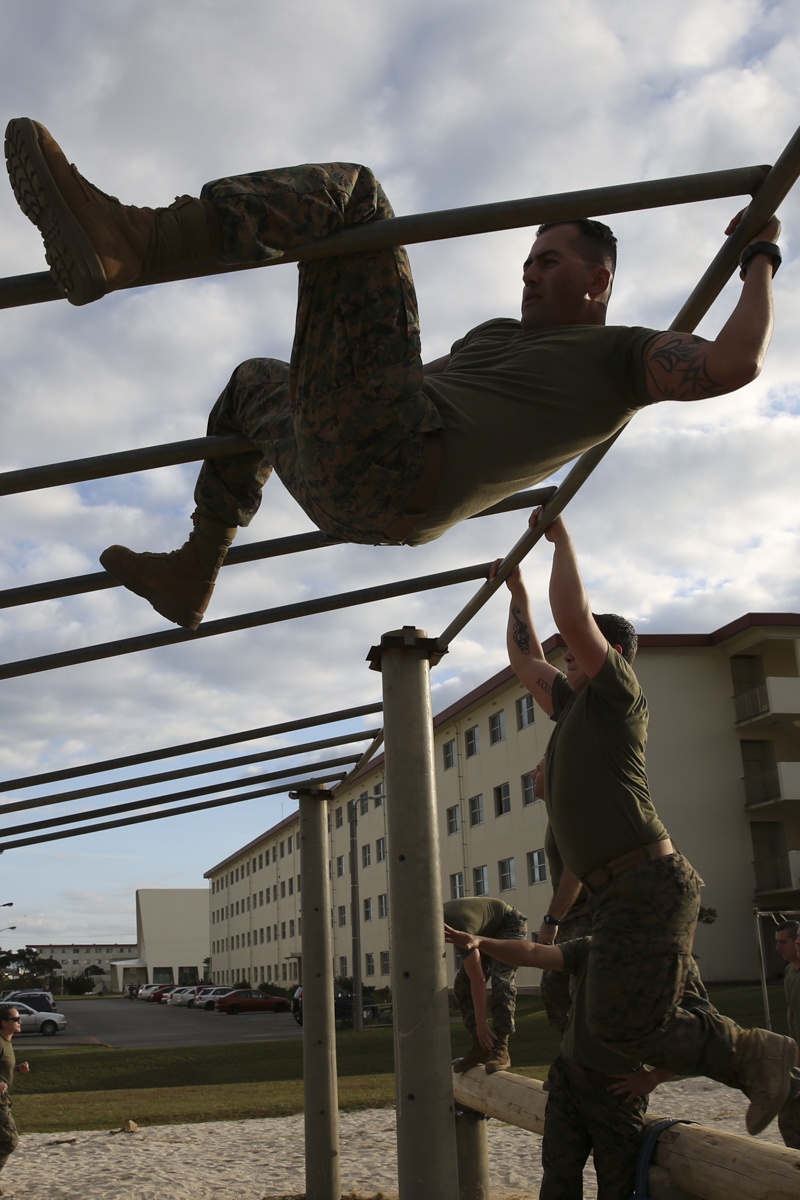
[0,164,770,310]
[0,772,347,851]
[0,487,555,611]
[330,729,386,797]
[0,701,382,792]
[0,728,380,816]
[0,434,254,496]
[0,753,361,837]
[0,563,490,680]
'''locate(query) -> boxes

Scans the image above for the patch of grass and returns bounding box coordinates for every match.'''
[12,984,785,1134]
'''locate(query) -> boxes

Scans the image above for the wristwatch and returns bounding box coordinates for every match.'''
[542,913,560,927]
[739,241,782,280]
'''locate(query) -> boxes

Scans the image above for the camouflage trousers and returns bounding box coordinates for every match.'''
[540,1055,647,1200]
[541,902,593,1034]
[193,163,442,542]
[453,908,528,1036]
[778,1079,800,1148]
[585,853,743,1081]
[0,1101,19,1172]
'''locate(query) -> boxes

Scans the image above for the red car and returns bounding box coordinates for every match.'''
[214,989,291,1015]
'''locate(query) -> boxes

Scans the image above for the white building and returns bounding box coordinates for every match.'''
[204,613,800,989]
[109,888,210,992]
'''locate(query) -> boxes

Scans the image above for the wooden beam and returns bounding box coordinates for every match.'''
[452,1069,800,1200]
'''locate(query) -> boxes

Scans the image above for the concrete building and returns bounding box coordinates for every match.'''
[28,942,137,979]
[204,613,800,990]
[109,888,210,992]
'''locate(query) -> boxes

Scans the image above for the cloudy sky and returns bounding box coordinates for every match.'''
[0,0,798,947]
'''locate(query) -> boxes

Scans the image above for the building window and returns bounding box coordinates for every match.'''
[336,855,345,877]
[287,835,293,854]
[374,783,384,807]
[338,906,347,927]
[339,956,348,978]
[450,871,465,899]
[528,849,547,885]
[498,857,516,891]
[364,897,373,922]
[469,794,484,826]
[288,876,294,895]
[494,782,511,817]
[280,841,285,858]
[473,865,489,896]
[281,922,286,939]
[378,893,389,919]
[465,725,480,758]
[446,804,461,835]
[376,836,386,863]
[443,738,456,770]
[362,843,371,869]
[359,792,369,816]
[489,710,506,744]
[280,880,286,898]
[516,693,535,729]
[365,952,375,977]
[521,771,537,806]
[380,951,390,976]
[335,806,343,828]
[289,919,295,937]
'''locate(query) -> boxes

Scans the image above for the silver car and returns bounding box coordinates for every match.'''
[14,1001,66,1037]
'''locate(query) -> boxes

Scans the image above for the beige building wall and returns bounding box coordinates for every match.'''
[134,888,210,986]
[204,614,800,990]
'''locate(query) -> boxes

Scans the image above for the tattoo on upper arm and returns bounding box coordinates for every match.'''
[537,677,552,695]
[646,333,722,401]
[511,606,530,655]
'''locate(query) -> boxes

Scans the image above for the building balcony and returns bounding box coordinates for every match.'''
[734,676,800,725]
[752,850,800,896]
[743,761,800,810]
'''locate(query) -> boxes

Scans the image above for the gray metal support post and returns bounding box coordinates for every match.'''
[455,1109,490,1200]
[295,786,340,1200]
[368,627,460,1200]
[348,799,364,1031]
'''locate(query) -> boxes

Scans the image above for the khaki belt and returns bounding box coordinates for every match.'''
[581,838,674,894]
[379,433,442,544]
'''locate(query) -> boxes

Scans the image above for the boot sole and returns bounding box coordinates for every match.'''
[99,548,203,631]
[4,118,107,306]
[745,1036,797,1136]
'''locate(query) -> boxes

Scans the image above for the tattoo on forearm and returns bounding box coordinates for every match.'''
[646,334,723,400]
[537,677,552,695]
[511,606,530,655]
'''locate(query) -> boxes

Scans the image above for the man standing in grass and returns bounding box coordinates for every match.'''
[444,897,527,1074]
[0,1004,29,1192]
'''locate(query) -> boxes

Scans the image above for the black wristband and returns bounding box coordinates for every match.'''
[542,913,559,926]
[739,241,782,280]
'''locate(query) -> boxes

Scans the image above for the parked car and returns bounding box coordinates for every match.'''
[293,986,378,1026]
[147,985,177,1003]
[165,986,197,1005]
[4,990,57,1013]
[171,985,206,1007]
[136,984,160,1001]
[13,1001,66,1037]
[195,986,234,1011]
[215,989,291,1015]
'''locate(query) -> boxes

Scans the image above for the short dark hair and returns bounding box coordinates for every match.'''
[593,613,638,663]
[0,1005,19,1024]
[776,919,799,938]
[536,218,617,275]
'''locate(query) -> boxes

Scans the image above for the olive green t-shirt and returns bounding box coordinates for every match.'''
[559,937,641,1073]
[444,897,513,937]
[545,647,669,879]
[0,1036,15,1098]
[412,320,658,543]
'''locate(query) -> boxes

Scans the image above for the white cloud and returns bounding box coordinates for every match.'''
[0,0,799,941]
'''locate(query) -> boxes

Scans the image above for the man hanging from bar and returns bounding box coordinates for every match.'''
[4,118,782,630]
[496,508,800,1138]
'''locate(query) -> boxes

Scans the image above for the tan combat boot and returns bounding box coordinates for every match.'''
[100,511,238,630]
[5,117,221,305]
[735,1027,797,1135]
[484,1034,510,1074]
[452,1037,489,1074]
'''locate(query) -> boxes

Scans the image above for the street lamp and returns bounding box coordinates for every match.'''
[0,904,12,908]
[0,927,16,934]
